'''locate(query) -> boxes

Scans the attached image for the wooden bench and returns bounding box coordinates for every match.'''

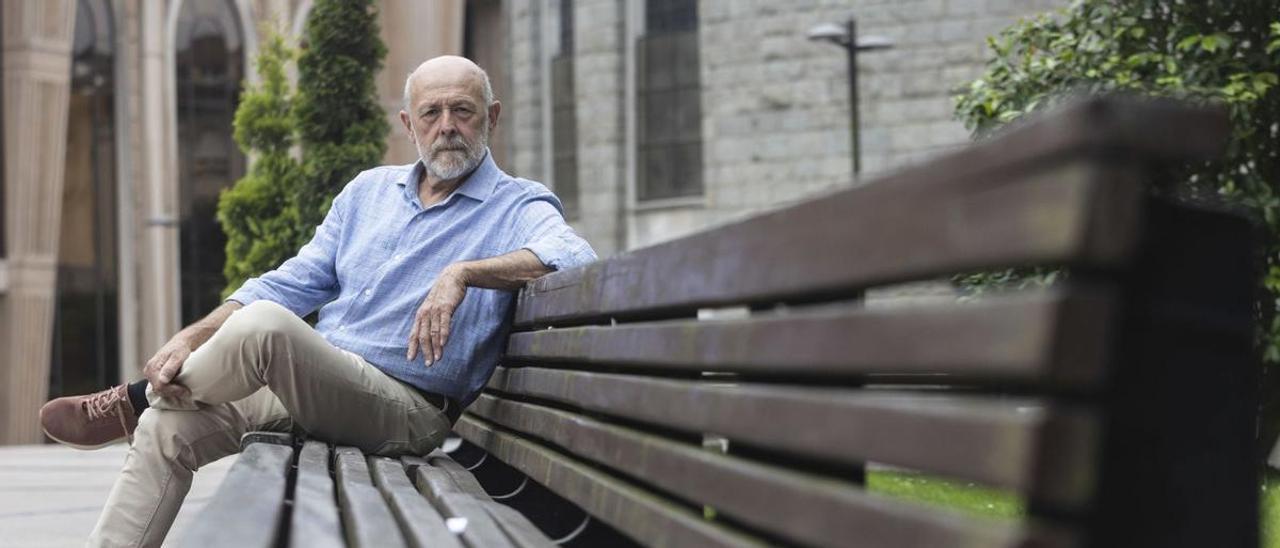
[453,97,1260,547]
[179,432,557,547]
[181,97,1259,548]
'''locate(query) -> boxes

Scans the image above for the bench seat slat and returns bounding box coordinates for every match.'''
[178,436,294,548]
[335,447,408,548]
[486,366,1097,505]
[454,415,766,547]
[414,460,527,548]
[367,456,463,548]
[467,394,1079,548]
[415,453,558,547]
[483,501,561,548]
[288,441,344,548]
[508,289,1113,386]
[422,451,493,497]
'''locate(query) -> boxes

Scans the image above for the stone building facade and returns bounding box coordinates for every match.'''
[499,0,1066,257]
[0,0,1063,444]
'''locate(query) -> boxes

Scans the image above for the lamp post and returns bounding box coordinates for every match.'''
[808,18,893,177]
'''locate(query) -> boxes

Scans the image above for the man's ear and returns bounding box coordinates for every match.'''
[399,110,414,140]
[487,101,502,132]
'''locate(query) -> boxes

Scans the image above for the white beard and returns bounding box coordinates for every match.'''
[418,126,488,181]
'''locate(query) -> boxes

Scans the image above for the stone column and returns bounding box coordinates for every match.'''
[1,0,76,444]
[574,0,627,256]
[505,0,547,180]
[138,0,180,356]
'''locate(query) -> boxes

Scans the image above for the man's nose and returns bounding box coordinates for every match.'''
[438,110,458,135]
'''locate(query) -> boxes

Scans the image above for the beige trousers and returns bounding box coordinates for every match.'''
[88,300,451,548]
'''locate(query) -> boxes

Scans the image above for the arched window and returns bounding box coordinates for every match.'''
[51,0,119,396]
[174,0,245,324]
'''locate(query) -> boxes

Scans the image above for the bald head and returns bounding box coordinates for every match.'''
[400,56,502,185]
[403,55,495,111]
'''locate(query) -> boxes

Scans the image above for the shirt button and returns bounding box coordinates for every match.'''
[363,289,372,297]
[338,325,346,331]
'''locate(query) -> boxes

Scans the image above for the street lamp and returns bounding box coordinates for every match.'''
[808,18,893,177]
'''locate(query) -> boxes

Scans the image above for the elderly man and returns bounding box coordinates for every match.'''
[38,56,596,547]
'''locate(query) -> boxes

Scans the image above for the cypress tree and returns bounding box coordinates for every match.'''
[217,32,302,298]
[218,2,389,298]
[293,0,389,241]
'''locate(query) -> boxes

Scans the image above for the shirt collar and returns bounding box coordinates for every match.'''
[400,149,500,205]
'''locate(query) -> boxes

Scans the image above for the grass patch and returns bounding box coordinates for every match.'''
[874,467,1280,544]
[867,469,1024,519]
[1264,470,1280,548]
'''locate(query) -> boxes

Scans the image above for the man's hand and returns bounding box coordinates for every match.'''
[142,334,195,398]
[141,301,242,399]
[406,250,553,366]
[408,264,469,365]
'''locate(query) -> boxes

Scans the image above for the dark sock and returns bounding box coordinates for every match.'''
[126,380,150,417]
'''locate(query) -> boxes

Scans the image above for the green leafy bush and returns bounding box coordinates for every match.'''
[218,32,302,298]
[954,0,1280,358]
[217,1,389,298]
[293,0,389,234]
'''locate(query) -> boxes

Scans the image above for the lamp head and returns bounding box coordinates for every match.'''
[806,22,850,47]
[855,35,895,51]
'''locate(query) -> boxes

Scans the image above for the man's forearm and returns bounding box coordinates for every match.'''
[448,249,552,291]
[176,301,243,350]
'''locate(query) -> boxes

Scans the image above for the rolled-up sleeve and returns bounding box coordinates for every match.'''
[226,188,347,316]
[513,193,598,271]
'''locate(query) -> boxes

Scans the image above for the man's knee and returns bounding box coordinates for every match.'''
[221,300,303,341]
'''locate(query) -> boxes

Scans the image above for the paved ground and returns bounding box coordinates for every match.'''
[0,443,234,547]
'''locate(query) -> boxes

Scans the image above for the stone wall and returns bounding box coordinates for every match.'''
[505,0,546,181]
[506,0,629,256]
[569,0,628,256]
[502,0,1067,254]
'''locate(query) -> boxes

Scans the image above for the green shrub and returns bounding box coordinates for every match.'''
[954,0,1280,358]
[293,0,389,235]
[217,1,389,298]
[954,0,1280,462]
[218,32,302,298]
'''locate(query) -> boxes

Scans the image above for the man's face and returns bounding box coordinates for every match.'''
[403,78,497,182]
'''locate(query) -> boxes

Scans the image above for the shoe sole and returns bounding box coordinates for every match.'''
[41,427,123,451]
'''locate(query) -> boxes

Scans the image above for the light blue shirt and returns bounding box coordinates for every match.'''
[227,151,597,405]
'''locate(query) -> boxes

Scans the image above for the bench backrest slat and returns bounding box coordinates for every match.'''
[457,415,798,547]
[469,393,1080,547]
[518,160,1142,327]
[482,368,1095,507]
[515,99,1226,328]
[509,288,1114,387]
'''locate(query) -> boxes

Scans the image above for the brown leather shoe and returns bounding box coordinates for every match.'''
[40,385,138,449]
